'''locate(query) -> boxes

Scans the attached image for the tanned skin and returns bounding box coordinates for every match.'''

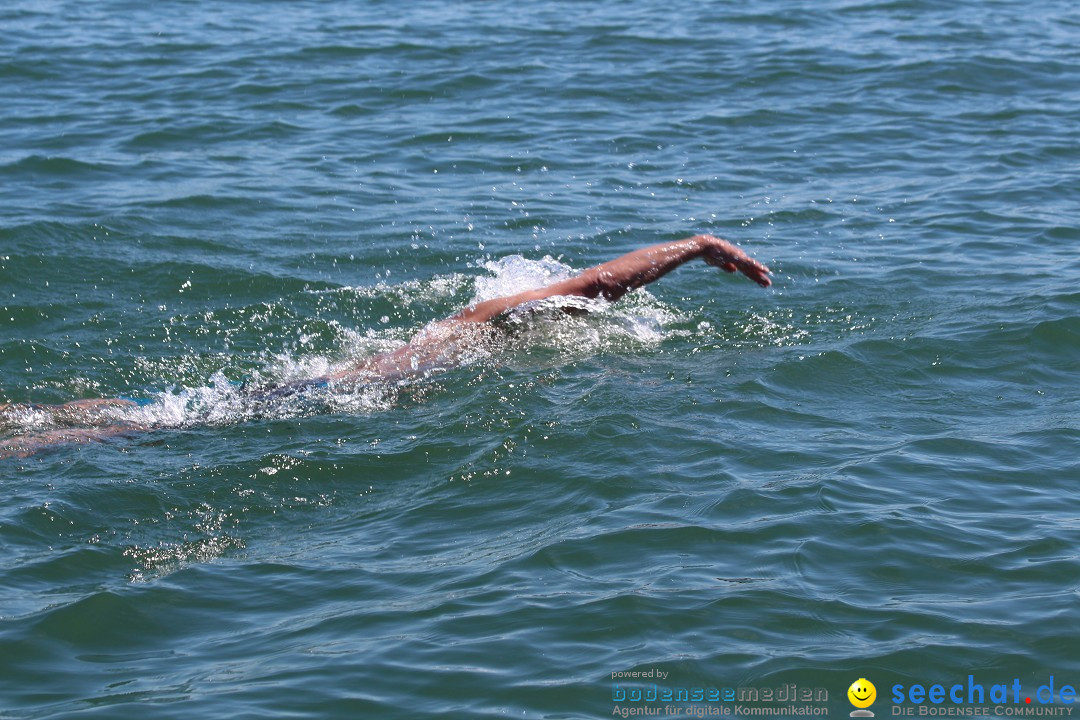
[0,235,770,458]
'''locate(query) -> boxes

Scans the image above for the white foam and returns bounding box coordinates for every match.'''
[3,255,686,438]
[472,254,576,302]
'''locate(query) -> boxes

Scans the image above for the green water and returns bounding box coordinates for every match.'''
[1,0,1078,718]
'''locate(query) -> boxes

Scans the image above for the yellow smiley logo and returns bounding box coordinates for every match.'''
[848,678,876,709]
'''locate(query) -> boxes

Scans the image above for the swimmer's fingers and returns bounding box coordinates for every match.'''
[701,236,772,287]
[735,256,772,287]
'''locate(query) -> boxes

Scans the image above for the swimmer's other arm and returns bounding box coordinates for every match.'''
[452,234,771,324]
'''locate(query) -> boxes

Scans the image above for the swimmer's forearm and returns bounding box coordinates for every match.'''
[566,236,711,302]
[577,234,772,298]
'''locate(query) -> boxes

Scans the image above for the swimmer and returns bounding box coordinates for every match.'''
[0,234,771,458]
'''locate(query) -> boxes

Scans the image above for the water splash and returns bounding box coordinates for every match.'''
[472,254,577,301]
[2,255,689,443]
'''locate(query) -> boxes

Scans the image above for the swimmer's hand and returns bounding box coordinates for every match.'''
[696,234,772,287]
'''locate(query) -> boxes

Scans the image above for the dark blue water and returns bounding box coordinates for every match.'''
[1,1,1078,718]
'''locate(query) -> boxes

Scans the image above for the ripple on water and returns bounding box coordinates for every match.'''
[2,0,1080,716]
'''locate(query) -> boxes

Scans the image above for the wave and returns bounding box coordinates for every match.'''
[0,255,689,442]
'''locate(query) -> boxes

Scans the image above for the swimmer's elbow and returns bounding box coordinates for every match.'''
[585,270,628,303]
[548,268,598,301]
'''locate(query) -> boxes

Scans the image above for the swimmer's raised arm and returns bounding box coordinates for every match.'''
[327,234,771,383]
[452,234,771,324]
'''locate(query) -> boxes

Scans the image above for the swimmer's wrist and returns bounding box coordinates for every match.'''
[687,234,721,259]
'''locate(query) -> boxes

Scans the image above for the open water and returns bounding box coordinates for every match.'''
[1,0,1078,718]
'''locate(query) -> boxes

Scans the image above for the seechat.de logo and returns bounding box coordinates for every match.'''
[848,678,877,717]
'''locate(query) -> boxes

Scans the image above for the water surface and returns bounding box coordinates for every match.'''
[1,0,1078,717]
